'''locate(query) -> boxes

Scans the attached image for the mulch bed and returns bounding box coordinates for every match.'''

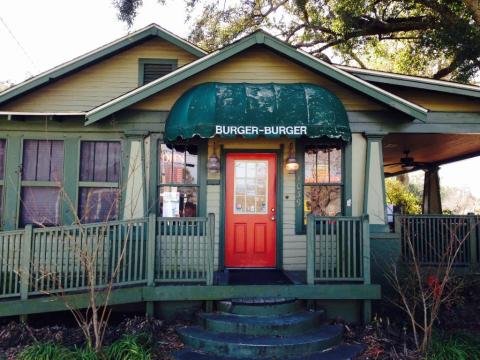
[0,316,188,360]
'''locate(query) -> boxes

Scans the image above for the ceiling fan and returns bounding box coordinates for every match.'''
[384,150,427,171]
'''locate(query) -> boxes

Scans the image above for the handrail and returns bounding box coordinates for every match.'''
[306,214,370,285]
[0,214,216,300]
[395,214,479,268]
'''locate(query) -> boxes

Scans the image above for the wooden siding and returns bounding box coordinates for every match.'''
[1,39,198,112]
[380,85,480,112]
[132,47,385,112]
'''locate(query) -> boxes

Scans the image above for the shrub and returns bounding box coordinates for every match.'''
[426,332,480,360]
[17,342,74,360]
[106,334,152,360]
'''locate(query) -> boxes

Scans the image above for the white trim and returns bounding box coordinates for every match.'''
[339,65,480,92]
[0,111,86,116]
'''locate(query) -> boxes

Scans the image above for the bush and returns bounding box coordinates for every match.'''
[17,342,74,360]
[18,334,153,360]
[106,334,152,360]
[426,332,480,360]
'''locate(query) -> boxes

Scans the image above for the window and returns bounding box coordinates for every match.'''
[301,144,343,226]
[0,140,6,219]
[158,143,198,217]
[78,141,121,223]
[20,140,64,226]
[139,59,177,85]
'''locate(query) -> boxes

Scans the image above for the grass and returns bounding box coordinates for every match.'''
[17,342,75,360]
[426,332,480,360]
[17,334,153,360]
[106,334,152,360]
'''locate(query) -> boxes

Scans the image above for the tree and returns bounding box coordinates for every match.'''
[386,178,422,214]
[114,0,480,83]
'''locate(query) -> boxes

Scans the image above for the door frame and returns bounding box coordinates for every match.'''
[218,146,284,270]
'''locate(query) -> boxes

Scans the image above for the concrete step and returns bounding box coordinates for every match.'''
[216,297,303,316]
[177,324,344,359]
[198,310,325,336]
[173,343,365,360]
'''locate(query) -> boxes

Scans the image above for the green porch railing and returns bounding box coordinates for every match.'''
[155,214,215,284]
[306,214,370,285]
[0,229,24,298]
[395,214,480,268]
[0,213,215,300]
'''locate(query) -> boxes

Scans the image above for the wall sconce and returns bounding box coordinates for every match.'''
[286,142,299,174]
[208,141,220,174]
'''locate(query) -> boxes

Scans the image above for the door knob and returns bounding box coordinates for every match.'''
[271,208,275,212]
[271,216,276,221]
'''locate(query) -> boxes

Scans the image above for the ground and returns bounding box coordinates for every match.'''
[0,278,479,360]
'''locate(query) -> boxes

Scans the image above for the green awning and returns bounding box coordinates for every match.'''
[164,83,351,141]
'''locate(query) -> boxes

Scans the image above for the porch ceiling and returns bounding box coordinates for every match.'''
[383,133,480,176]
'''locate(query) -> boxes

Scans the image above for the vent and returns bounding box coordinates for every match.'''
[143,62,175,84]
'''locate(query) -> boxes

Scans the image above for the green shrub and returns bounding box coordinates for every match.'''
[106,334,152,360]
[426,332,480,360]
[17,342,74,360]
[71,347,102,360]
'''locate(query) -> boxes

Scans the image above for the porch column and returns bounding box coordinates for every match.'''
[363,134,388,231]
[122,134,147,219]
[422,166,442,214]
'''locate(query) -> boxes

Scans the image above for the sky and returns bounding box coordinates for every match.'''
[1,0,480,198]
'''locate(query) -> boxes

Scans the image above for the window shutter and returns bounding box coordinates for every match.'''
[143,63,175,84]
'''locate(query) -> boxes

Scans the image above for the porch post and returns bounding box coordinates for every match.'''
[363,134,388,232]
[422,166,442,214]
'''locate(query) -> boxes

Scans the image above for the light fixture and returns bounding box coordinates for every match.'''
[208,141,220,174]
[286,142,299,174]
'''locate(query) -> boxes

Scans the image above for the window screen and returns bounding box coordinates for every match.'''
[20,140,64,226]
[78,141,121,223]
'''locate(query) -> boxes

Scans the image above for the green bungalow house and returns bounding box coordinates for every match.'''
[0,23,479,358]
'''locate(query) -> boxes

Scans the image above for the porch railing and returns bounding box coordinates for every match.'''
[395,214,479,268]
[0,213,215,300]
[306,214,370,285]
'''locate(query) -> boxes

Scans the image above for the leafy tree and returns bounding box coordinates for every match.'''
[386,178,422,214]
[114,0,480,83]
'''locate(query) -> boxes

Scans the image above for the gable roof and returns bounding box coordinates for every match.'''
[0,24,206,106]
[340,65,480,99]
[85,31,428,125]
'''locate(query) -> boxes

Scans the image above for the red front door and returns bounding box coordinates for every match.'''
[225,153,277,268]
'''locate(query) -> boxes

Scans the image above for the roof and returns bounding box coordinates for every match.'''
[340,65,480,99]
[0,24,206,106]
[85,30,428,125]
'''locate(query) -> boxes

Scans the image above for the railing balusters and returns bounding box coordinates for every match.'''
[306,215,368,283]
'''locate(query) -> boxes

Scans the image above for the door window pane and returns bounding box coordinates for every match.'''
[234,160,268,214]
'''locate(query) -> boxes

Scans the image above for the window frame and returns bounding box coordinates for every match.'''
[0,139,6,228]
[156,139,207,218]
[295,139,347,235]
[77,139,123,223]
[138,58,178,86]
[18,137,66,227]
